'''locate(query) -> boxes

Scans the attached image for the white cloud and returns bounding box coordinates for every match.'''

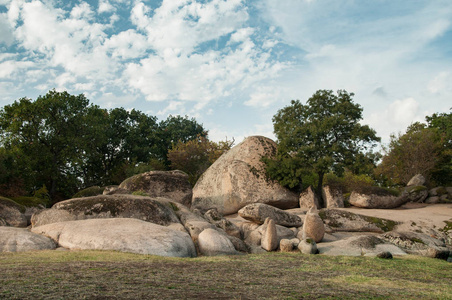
[98,0,116,14]
[428,71,451,94]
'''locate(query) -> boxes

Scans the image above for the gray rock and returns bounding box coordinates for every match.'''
[299,186,320,209]
[32,218,196,257]
[0,227,56,252]
[407,174,425,186]
[425,196,440,204]
[298,238,318,254]
[204,208,241,239]
[192,136,299,214]
[349,192,408,209]
[0,197,27,227]
[227,236,250,253]
[279,239,294,252]
[301,207,325,243]
[381,231,448,258]
[119,170,192,206]
[198,228,239,256]
[261,218,278,251]
[238,203,302,227]
[319,209,399,233]
[32,195,181,227]
[322,186,344,208]
[400,186,428,203]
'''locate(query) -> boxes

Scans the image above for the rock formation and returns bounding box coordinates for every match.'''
[238,203,302,227]
[192,136,299,214]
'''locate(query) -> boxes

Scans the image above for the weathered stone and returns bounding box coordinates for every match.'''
[238,203,302,227]
[319,209,399,233]
[301,207,325,243]
[171,202,216,243]
[0,197,27,228]
[103,186,131,195]
[119,170,192,206]
[32,195,181,227]
[204,208,241,239]
[197,228,238,256]
[407,174,425,186]
[376,251,393,259]
[244,229,263,246]
[279,239,294,252]
[428,187,447,197]
[227,236,250,253]
[349,192,407,209]
[298,238,318,254]
[400,186,428,203]
[426,247,450,260]
[258,223,296,241]
[299,186,320,209]
[425,196,440,204]
[32,218,196,257]
[381,231,447,258]
[0,227,56,252]
[261,218,278,251]
[322,186,344,208]
[192,136,299,214]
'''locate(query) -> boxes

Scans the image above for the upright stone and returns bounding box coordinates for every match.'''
[301,207,325,243]
[322,185,344,208]
[192,136,299,215]
[299,186,320,209]
[261,218,278,251]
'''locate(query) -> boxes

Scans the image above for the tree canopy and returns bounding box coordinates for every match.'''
[0,90,207,202]
[266,90,380,206]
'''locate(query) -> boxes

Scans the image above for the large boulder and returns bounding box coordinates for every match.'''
[119,170,192,206]
[407,174,425,187]
[238,203,302,227]
[299,186,320,209]
[197,228,238,256]
[349,192,407,209]
[0,197,27,227]
[0,227,56,252]
[301,207,325,243]
[192,136,299,214]
[31,195,181,227]
[31,218,197,257]
[400,186,428,203]
[319,209,399,233]
[322,186,344,208]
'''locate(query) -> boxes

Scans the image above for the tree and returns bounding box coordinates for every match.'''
[377,122,442,186]
[426,110,452,186]
[0,90,97,200]
[156,115,207,167]
[267,90,380,206]
[167,135,234,185]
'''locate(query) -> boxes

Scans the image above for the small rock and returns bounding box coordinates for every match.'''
[297,238,318,255]
[198,228,238,256]
[261,218,278,251]
[238,203,302,227]
[376,251,393,259]
[279,239,294,252]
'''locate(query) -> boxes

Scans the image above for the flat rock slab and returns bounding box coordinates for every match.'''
[32,218,197,257]
[238,203,302,227]
[0,227,56,252]
[32,195,181,227]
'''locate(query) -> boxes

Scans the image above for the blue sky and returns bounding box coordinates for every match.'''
[1,0,451,145]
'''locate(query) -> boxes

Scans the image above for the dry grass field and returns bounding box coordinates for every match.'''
[1,250,451,299]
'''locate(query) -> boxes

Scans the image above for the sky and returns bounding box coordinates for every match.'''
[0,0,451,146]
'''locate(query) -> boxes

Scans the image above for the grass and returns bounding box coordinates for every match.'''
[1,251,451,299]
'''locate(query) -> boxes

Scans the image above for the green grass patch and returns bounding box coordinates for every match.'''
[0,251,451,299]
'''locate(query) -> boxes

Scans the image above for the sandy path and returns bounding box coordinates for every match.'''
[340,203,452,229]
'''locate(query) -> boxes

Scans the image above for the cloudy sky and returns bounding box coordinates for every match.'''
[1,0,451,145]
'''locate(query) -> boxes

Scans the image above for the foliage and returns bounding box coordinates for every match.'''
[267,90,380,205]
[72,186,105,199]
[376,122,442,186]
[0,90,207,202]
[324,170,375,194]
[167,135,234,185]
[426,110,452,186]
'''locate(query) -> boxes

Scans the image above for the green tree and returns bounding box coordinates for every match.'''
[167,136,234,185]
[0,90,97,200]
[376,122,442,186]
[267,90,380,206]
[156,115,207,167]
[426,110,452,186]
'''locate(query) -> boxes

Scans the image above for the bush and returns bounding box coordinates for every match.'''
[10,196,47,208]
[72,186,105,198]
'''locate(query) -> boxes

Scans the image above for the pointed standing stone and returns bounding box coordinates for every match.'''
[261,218,278,251]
